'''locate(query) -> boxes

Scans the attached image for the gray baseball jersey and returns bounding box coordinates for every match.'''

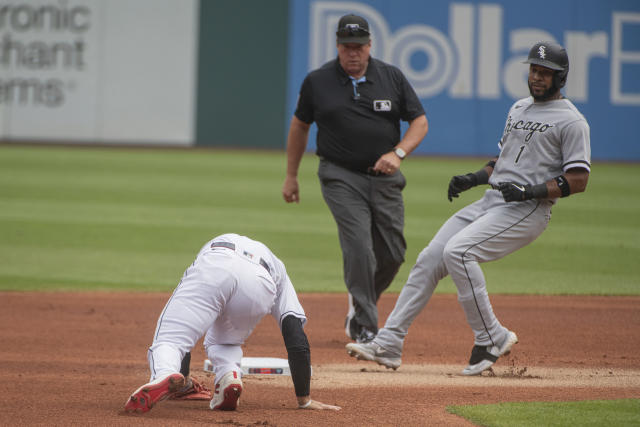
[373,95,592,356]
[489,97,591,201]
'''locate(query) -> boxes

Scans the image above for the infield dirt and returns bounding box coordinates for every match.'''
[0,292,638,426]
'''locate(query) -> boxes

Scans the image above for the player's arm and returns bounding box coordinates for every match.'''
[447,157,499,202]
[544,168,589,198]
[281,315,340,411]
[498,168,589,202]
[282,116,311,203]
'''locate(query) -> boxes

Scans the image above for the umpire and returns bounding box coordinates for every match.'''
[282,14,428,343]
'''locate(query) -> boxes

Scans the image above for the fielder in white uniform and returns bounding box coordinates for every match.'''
[346,41,591,375]
[124,233,340,412]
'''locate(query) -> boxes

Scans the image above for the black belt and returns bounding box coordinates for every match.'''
[365,167,383,176]
[210,241,271,274]
[319,156,384,176]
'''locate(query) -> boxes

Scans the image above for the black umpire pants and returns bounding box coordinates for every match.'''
[318,159,406,332]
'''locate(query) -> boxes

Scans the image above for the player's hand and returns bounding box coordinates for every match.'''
[298,398,341,411]
[447,174,477,202]
[498,182,533,202]
[282,176,300,203]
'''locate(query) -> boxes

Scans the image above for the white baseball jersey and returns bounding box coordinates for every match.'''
[489,96,591,201]
[198,233,307,329]
[147,233,306,381]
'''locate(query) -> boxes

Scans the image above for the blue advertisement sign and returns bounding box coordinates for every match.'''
[287,0,640,161]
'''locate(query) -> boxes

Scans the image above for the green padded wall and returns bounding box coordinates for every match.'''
[196,0,289,148]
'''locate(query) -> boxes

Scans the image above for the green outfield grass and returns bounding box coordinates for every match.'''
[1,144,638,424]
[447,398,640,426]
[0,144,639,294]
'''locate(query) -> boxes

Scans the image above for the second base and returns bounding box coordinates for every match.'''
[204,357,303,376]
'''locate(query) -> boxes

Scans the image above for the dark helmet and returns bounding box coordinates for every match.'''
[523,41,569,89]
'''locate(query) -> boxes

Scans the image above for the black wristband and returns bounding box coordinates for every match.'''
[485,160,497,169]
[530,183,548,199]
[554,175,571,197]
[473,169,490,185]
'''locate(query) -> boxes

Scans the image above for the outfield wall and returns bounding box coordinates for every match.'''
[195,0,289,148]
[1,0,639,160]
[287,0,640,161]
[0,0,199,145]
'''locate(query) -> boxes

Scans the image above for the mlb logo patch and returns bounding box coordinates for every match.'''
[374,100,391,111]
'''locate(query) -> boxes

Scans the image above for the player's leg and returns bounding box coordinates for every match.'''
[443,197,549,345]
[204,256,277,410]
[318,160,378,341]
[179,352,191,377]
[147,264,231,381]
[366,199,481,357]
[370,171,407,301]
[443,194,550,373]
[206,342,244,410]
[124,255,234,413]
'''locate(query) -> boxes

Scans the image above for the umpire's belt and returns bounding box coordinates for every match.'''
[210,241,271,274]
[319,156,382,176]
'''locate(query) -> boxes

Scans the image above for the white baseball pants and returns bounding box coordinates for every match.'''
[147,249,277,384]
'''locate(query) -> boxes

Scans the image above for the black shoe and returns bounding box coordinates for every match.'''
[355,327,376,344]
[461,331,518,376]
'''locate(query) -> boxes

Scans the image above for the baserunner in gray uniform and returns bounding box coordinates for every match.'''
[346,41,591,375]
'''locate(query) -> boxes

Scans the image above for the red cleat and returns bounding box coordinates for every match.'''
[124,373,185,413]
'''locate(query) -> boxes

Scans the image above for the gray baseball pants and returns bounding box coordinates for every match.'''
[375,189,551,352]
[318,159,406,332]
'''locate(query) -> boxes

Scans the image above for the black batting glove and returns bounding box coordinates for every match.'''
[447,173,477,202]
[498,182,534,202]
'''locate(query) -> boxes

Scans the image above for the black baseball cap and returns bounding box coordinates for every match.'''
[523,41,568,71]
[336,14,370,45]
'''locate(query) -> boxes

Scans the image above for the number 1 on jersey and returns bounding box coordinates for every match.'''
[515,145,525,163]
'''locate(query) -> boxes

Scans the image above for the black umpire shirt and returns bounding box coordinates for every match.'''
[294,57,425,173]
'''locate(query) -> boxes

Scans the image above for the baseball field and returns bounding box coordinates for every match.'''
[1,144,639,425]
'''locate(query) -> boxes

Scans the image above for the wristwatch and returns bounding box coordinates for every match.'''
[394,147,407,160]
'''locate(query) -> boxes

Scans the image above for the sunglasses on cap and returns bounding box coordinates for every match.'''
[336,24,370,38]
